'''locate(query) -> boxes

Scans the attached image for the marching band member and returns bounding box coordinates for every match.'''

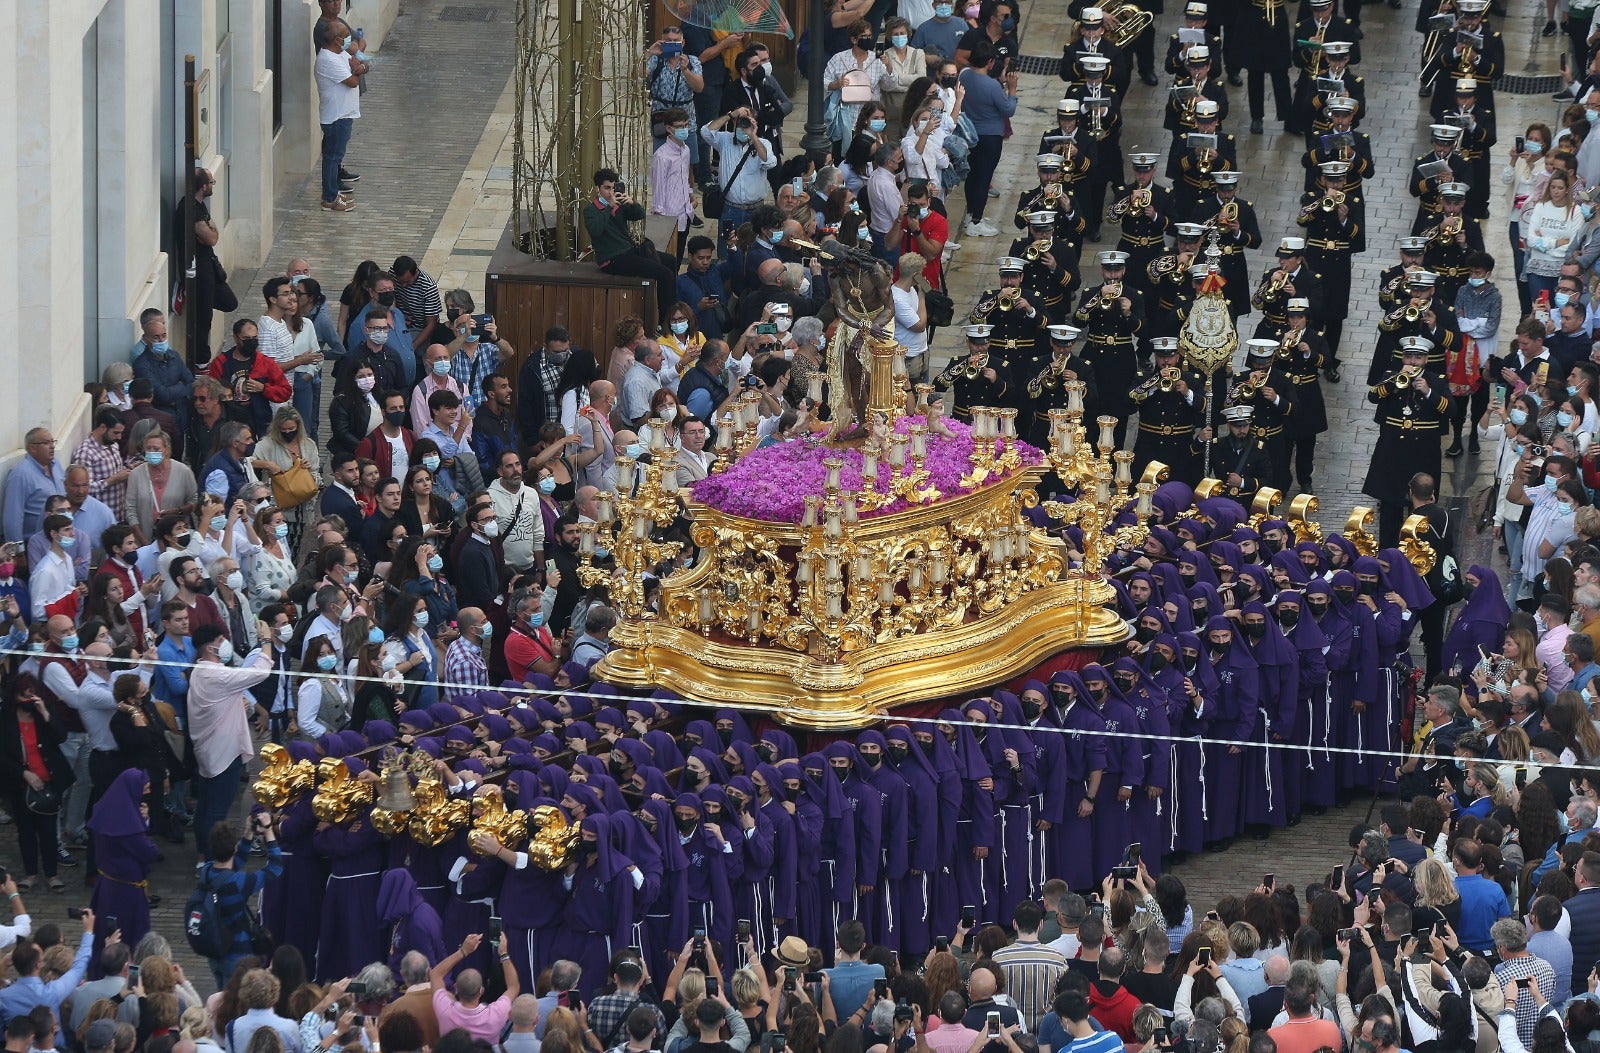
[1422,181,1486,304]
[1109,152,1175,293]
[1252,236,1325,337]
[1185,171,1262,317]
[1296,41,1366,147]
[1301,94,1374,193]
[967,257,1048,388]
[935,324,1012,421]
[1173,100,1238,213]
[1025,324,1100,446]
[1369,268,1459,381]
[1195,403,1273,506]
[1288,0,1362,135]
[1164,45,1232,154]
[1264,298,1331,492]
[1145,223,1210,329]
[1410,122,1470,234]
[1226,339,1300,491]
[1010,210,1084,322]
[1166,1,1226,75]
[1074,250,1145,446]
[1445,77,1497,220]
[1424,0,1503,117]
[1131,337,1207,483]
[1362,336,1451,546]
[1067,55,1125,239]
[1235,0,1293,136]
[1038,101,1101,241]
[1295,160,1364,357]
[1014,154,1090,266]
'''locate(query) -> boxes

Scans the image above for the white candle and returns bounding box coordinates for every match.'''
[889,439,907,470]
[797,555,814,583]
[826,591,843,619]
[930,549,948,584]
[1015,527,1031,558]
[801,496,820,528]
[1136,484,1154,518]
[648,422,667,452]
[698,588,714,624]
[617,458,636,491]
[747,609,762,635]
[596,493,614,523]
[633,515,650,541]
[579,526,596,557]
[878,578,895,604]
[908,559,925,591]
[824,458,844,491]
[1066,384,1085,415]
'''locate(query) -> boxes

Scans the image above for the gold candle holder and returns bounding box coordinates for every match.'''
[1066,382,1086,415]
[1096,416,1117,453]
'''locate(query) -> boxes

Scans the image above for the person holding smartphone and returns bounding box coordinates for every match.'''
[1491,918,1558,1043]
[196,814,283,989]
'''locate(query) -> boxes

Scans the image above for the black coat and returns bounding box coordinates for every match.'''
[0,703,74,800]
[329,395,378,457]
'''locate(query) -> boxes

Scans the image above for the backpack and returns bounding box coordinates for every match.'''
[185,865,232,959]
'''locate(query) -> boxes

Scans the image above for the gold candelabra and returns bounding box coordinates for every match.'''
[1040,385,1157,580]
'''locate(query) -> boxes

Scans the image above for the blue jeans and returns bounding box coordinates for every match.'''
[320,118,354,204]
[293,372,322,441]
[718,204,755,260]
[194,757,244,857]
[211,951,250,992]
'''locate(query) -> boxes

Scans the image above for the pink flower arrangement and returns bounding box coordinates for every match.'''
[690,416,1045,522]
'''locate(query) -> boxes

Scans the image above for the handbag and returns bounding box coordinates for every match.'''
[926,289,955,328]
[703,144,755,221]
[25,782,62,815]
[272,458,319,510]
[840,68,873,104]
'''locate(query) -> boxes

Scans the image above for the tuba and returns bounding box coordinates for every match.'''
[1100,0,1155,46]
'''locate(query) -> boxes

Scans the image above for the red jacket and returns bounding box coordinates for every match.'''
[205,351,292,404]
[1087,981,1141,1042]
[356,426,416,481]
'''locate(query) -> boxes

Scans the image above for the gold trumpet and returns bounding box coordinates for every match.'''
[963,351,989,379]
[1235,369,1269,400]
[1215,200,1239,226]
[1385,366,1423,388]
[997,288,1020,311]
[1044,181,1064,203]
[1277,329,1302,360]
[1025,238,1054,262]
[1099,280,1123,310]
[1265,269,1289,296]
[1197,148,1214,175]
[1320,190,1346,212]
[1158,366,1181,391]
[1131,186,1152,210]
[1404,301,1426,322]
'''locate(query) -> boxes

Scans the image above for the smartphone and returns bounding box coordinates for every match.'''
[1154,1029,1170,1046]
[738,918,752,937]
[1124,843,1141,865]
[67,907,85,919]
[804,971,824,983]
[784,966,797,992]
[707,976,720,997]
[1337,928,1356,942]
[936,936,950,953]
[1197,947,1212,967]
[791,177,804,195]
[662,40,684,57]
[105,914,118,932]
[488,916,502,942]
[1331,865,1344,890]
[1515,135,1525,154]
[348,981,369,996]
[1204,910,1220,922]
[771,1035,789,1053]
[129,964,141,986]
[1491,383,1507,409]
[1516,977,1533,988]
[694,926,707,948]
[961,905,976,927]
[757,322,779,336]
[627,945,643,957]
[1111,865,1137,880]
[986,1012,1001,1037]
[1263,873,1275,889]
[567,988,583,1010]
[875,978,889,998]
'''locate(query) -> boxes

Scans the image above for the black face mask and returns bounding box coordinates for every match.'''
[857,36,875,49]
[579,838,598,857]
[940,75,958,87]
[609,758,633,781]
[1114,678,1137,694]
[888,744,909,764]
[1134,624,1157,643]
[621,788,644,809]
[1051,687,1074,705]
[1192,605,1209,623]
[447,307,464,322]
[676,817,698,835]
[918,738,935,756]
[1209,639,1230,656]
[239,337,260,358]
[1307,601,1329,618]
[1263,537,1284,554]
[747,66,767,84]
[1149,653,1169,673]
[1180,571,1196,585]
[756,742,776,764]
[1333,589,1355,604]
[717,728,734,746]
[1182,652,1199,669]
[705,808,723,822]
[807,770,825,786]
[832,765,850,782]
[377,291,397,308]
[861,752,882,768]
[1237,583,1257,602]
[1022,699,1043,720]
[385,410,406,428]
[1359,580,1380,596]
[1241,623,1267,641]
[1278,610,1300,629]
[1463,580,1477,598]
[1088,686,1107,702]
[1301,561,1321,576]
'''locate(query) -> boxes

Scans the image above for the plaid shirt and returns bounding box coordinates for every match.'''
[537,354,564,425]
[587,993,666,1050]
[1493,953,1558,1047]
[72,433,130,513]
[451,342,502,416]
[443,636,488,702]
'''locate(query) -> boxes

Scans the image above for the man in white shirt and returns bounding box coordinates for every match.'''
[488,449,544,573]
[313,21,367,212]
[187,623,274,858]
[29,514,79,623]
[302,585,348,660]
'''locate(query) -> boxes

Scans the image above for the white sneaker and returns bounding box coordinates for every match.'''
[944,238,962,251]
[966,219,999,237]
[987,187,1001,198]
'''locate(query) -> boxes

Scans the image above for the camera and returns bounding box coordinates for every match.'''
[614,180,628,196]
[661,40,683,57]
[895,1001,915,1023]
[1111,865,1137,880]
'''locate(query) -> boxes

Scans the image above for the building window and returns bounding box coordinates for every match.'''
[268,0,283,133]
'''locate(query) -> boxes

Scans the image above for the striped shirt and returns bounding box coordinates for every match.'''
[1061,1028,1124,1053]
[992,941,1070,1031]
[395,269,444,332]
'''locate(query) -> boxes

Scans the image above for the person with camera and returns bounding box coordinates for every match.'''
[582,169,678,322]
[198,815,283,989]
[701,108,779,255]
[430,931,522,1043]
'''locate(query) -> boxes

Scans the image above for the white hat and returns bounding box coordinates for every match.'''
[1184,1,1208,13]
[1322,40,1352,55]
[1213,171,1241,185]
[1223,404,1255,422]
[1027,210,1057,226]
[1275,236,1307,256]
[998,256,1027,273]
[1130,151,1160,167]
[1098,249,1129,266]
[1246,338,1279,358]
[1286,297,1310,312]
[1439,181,1470,198]
[1318,160,1350,178]
[1455,77,1479,93]
[1399,236,1428,252]
[1194,99,1220,118]
[1036,153,1065,169]
[1080,54,1111,73]
[1399,336,1434,354]
[1047,324,1083,342]
[1457,0,1488,13]
[1174,222,1206,238]
[1189,264,1211,279]
[1187,45,1212,62]
[1057,97,1082,114]
[1430,123,1462,141]
[1325,95,1357,113]
[965,324,995,340]
[1407,270,1438,286]
[1150,337,1180,353]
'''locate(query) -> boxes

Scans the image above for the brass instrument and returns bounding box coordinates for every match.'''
[1158,366,1181,391]
[311,757,376,825]
[1277,328,1302,361]
[1235,369,1269,401]
[1216,201,1239,226]
[1028,355,1076,397]
[1197,148,1214,175]
[1429,214,1463,245]
[1131,187,1152,211]
[1263,269,1289,297]
[1320,190,1346,212]
[528,804,583,871]
[470,789,530,855]
[1306,19,1327,79]
[997,288,1020,312]
[1099,280,1123,310]
[1383,366,1423,389]
[1044,181,1064,203]
[1025,238,1054,262]
[251,743,317,809]
[1399,513,1438,576]
[1403,301,1425,323]
[1099,0,1155,46]
[963,350,989,379]
[1419,3,1454,85]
